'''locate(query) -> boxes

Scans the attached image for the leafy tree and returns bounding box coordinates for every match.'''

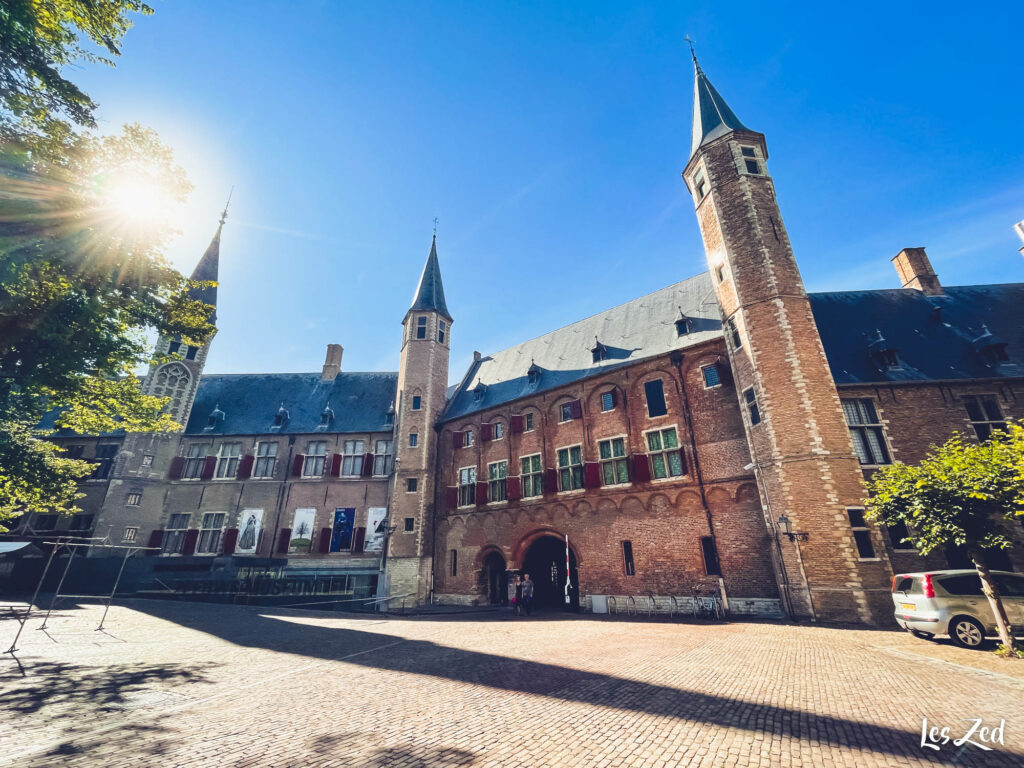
[0,125,215,528]
[865,423,1024,651]
[1,0,152,142]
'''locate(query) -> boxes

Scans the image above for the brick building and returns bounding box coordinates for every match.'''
[15,58,1023,622]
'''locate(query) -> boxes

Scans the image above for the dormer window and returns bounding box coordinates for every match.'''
[384,401,395,427]
[272,404,290,429]
[675,314,690,336]
[527,362,542,385]
[591,339,609,364]
[206,405,225,430]
[416,316,427,339]
[320,404,334,426]
[473,382,487,401]
[866,329,900,370]
[972,325,1009,364]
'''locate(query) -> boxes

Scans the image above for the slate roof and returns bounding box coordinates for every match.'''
[807,284,1024,384]
[442,272,723,422]
[691,62,749,158]
[408,236,451,321]
[188,223,221,322]
[184,372,398,436]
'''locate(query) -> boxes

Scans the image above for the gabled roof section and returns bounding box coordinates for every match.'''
[409,235,451,321]
[808,283,1024,384]
[184,371,398,435]
[691,59,749,158]
[442,272,722,422]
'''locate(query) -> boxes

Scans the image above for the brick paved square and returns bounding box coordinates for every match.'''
[1,600,1023,767]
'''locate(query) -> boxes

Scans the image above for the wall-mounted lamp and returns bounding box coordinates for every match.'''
[777,515,809,542]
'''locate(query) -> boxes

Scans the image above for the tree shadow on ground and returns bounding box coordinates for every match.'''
[123,599,1023,767]
[304,733,477,768]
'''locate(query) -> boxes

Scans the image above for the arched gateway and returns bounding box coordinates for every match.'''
[515,532,580,611]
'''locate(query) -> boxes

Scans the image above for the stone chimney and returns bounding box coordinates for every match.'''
[891,247,942,295]
[1014,220,1024,260]
[321,344,343,380]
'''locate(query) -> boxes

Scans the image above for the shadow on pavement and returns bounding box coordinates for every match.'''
[117,598,1022,767]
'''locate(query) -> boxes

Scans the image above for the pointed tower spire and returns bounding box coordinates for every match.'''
[690,52,749,158]
[409,233,451,321]
[188,196,230,322]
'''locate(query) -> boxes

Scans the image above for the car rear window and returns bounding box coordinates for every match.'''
[893,577,916,593]
[937,574,984,596]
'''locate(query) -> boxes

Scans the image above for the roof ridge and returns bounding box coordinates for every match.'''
[196,371,399,378]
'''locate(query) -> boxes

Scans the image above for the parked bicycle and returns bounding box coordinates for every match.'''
[691,585,723,621]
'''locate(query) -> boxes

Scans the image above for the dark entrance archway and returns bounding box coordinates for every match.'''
[521,535,579,611]
[481,550,507,605]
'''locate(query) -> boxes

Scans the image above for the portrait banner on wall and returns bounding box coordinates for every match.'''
[330,508,355,552]
[289,508,316,553]
[235,509,263,554]
[364,507,388,552]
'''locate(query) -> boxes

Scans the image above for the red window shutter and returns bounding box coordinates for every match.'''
[584,461,601,488]
[292,455,304,477]
[716,360,733,386]
[330,453,342,477]
[147,530,164,552]
[168,456,185,480]
[446,486,459,509]
[569,399,583,419]
[352,526,366,553]
[632,453,652,483]
[452,431,464,449]
[237,454,254,480]
[318,527,332,553]
[361,452,373,477]
[201,456,216,481]
[509,415,524,434]
[276,528,292,554]
[476,481,488,505]
[609,390,618,408]
[181,529,199,556]
[480,423,492,442]
[507,476,522,500]
[222,528,239,555]
[544,468,557,495]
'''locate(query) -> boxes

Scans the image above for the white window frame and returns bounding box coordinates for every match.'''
[303,440,328,477]
[182,443,210,481]
[841,399,891,466]
[340,439,364,476]
[465,429,475,447]
[126,492,142,506]
[643,425,685,480]
[458,466,477,507]
[254,441,278,479]
[214,442,241,479]
[597,435,630,487]
[493,422,504,440]
[487,460,508,503]
[162,514,190,555]
[557,444,584,492]
[558,403,573,423]
[196,512,226,555]
[373,439,394,476]
[141,454,154,467]
[962,395,1006,441]
[523,412,535,432]
[700,364,721,389]
[409,432,418,448]
[847,507,879,561]
[600,391,615,412]
[520,453,543,498]
[122,526,138,543]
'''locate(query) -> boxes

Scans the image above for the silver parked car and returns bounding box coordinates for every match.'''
[891,569,1024,648]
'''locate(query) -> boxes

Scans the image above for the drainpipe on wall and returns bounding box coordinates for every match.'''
[668,352,716,544]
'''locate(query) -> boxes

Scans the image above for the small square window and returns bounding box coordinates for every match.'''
[701,365,721,388]
[412,395,422,411]
[524,413,535,432]
[406,478,418,493]
[560,403,573,422]
[126,492,142,506]
[409,433,418,447]
[404,517,415,532]
[601,392,615,412]
[740,146,756,158]
[744,159,760,174]
[123,527,138,543]
[141,454,154,467]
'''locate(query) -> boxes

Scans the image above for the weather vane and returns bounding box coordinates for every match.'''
[685,35,699,68]
[220,186,234,226]
[433,217,439,237]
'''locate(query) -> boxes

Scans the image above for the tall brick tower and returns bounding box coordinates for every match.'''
[385,235,452,604]
[681,55,892,623]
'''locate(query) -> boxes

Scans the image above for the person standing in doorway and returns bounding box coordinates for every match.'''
[512,575,523,616]
[521,572,534,616]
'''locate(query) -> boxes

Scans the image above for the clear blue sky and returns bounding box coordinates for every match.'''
[76,1,1024,381]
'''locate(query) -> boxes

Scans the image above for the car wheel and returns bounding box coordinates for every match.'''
[949,616,986,649]
[909,629,934,641]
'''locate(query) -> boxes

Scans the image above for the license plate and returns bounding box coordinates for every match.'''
[901,602,915,611]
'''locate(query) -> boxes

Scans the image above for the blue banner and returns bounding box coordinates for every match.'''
[330,508,355,552]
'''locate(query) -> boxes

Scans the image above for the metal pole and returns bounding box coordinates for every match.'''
[4,538,62,654]
[39,546,77,631]
[97,547,134,631]
[564,534,571,605]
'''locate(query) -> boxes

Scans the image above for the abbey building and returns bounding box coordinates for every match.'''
[16,60,1024,623]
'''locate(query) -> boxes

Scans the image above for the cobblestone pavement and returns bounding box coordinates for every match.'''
[1,599,1023,767]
